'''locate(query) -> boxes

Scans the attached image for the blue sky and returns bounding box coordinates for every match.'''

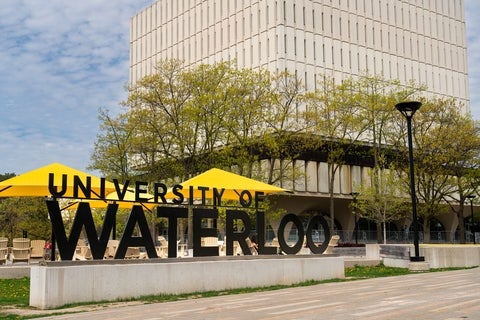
[0,1,479,175]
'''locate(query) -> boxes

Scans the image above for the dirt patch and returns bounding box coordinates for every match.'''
[1,301,147,318]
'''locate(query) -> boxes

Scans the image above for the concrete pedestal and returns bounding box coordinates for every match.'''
[30,255,344,309]
[408,261,430,272]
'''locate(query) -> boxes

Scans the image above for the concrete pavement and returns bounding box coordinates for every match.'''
[34,267,480,320]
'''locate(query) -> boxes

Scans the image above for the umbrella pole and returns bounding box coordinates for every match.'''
[113,214,116,240]
[188,206,193,249]
[50,231,55,261]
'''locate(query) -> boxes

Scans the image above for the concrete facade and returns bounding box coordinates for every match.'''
[129,1,471,242]
[369,243,480,268]
[130,0,469,112]
[30,255,344,309]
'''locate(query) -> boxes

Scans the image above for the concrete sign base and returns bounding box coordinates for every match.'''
[30,255,344,309]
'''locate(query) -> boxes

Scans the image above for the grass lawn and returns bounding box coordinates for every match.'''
[0,277,30,319]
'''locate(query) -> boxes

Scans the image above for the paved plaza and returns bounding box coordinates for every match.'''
[34,267,480,320]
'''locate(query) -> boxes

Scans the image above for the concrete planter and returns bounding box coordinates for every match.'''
[332,246,366,257]
[30,255,344,309]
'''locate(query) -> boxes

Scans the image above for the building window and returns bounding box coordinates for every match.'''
[364,25,367,45]
[303,6,305,26]
[259,41,261,63]
[251,13,253,32]
[331,15,333,35]
[294,4,296,23]
[267,5,269,25]
[349,50,351,69]
[357,52,360,72]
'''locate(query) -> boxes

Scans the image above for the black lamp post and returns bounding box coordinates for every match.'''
[350,192,359,244]
[396,101,424,262]
[467,195,476,244]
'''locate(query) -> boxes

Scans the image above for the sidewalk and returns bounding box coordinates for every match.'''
[9,266,480,319]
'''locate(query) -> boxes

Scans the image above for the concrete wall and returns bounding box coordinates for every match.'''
[375,244,480,269]
[0,265,30,279]
[421,245,480,269]
[30,255,344,309]
[365,244,381,260]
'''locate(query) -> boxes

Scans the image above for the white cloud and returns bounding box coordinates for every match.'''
[465,0,480,119]
[0,0,152,174]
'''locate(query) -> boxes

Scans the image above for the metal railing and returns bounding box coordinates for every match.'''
[335,230,478,244]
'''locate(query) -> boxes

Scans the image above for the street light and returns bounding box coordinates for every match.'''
[467,195,476,244]
[350,192,359,244]
[396,101,424,262]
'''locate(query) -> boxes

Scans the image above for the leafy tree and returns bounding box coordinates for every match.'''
[357,75,425,241]
[356,166,408,243]
[303,76,372,235]
[89,110,134,181]
[0,197,50,241]
[435,102,480,243]
[90,58,480,247]
[118,59,193,180]
[91,60,309,185]
[391,98,478,243]
[260,71,309,186]
[0,173,15,182]
[304,75,425,238]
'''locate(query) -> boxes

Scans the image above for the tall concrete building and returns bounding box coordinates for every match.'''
[129,1,470,242]
[130,0,469,112]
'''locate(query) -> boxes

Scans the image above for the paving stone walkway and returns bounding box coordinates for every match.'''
[27,267,480,320]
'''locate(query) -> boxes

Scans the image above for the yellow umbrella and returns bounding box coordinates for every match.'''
[64,188,158,211]
[0,162,116,199]
[166,168,288,201]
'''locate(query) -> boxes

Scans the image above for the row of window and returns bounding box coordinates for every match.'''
[133,0,464,46]
[131,23,466,77]
[131,48,469,105]
[132,16,464,57]
[131,28,467,90]
[136,0,463,34]
[262,159,379,195]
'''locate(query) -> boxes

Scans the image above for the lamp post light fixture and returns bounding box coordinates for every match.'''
[350,192,359,245]
[396,101,424,262]
[467,195,476,244]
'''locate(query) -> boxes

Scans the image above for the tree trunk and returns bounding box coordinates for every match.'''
[328,164,336,237]
[376,222,383,243]
[422,219,430,243]
[383,221,387,244]
[457,203,466,244]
